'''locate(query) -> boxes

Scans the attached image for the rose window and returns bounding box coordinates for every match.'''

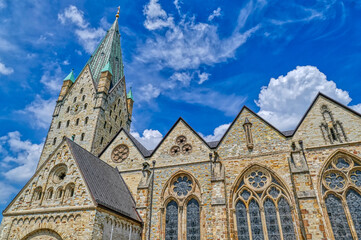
[182,144,192,154]
[176,135,187,145]
[111,144,129,163]
[324,171,346,190]
[350,169,361,187]
[170,146,180,156]
[173,176,193,196]
[247,170,268,189]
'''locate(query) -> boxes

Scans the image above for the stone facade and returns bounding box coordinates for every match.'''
[2,9,361,240]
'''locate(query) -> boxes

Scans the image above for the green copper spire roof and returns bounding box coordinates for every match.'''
[101,62,113,75]
[86,15,124,88]
[127,87,134,101]
[64,69,75,83]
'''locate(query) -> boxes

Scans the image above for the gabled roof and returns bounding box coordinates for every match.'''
[99,128,151,158]
[291,92,361,136]
[215,106,288,148]
[149,117,214,157]
[66,139,141,222]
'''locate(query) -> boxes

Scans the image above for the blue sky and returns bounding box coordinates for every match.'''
[1,0,361,219]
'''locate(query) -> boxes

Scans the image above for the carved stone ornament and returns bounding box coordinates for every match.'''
[70,103,81,115]
[111,144,129,163]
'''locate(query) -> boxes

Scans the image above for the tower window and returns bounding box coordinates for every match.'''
[100,137,104,145]
[81,133,85,141]
[75,118,79,126]
[85,117,89,125]
[118,99,120,105]
[110,110,112,117]
[119,110,121,116]
[82,95,86,101]
[114,105,116,110]
[120,121,123,127]
[66,120,70,127]
[80,88,84,94]
[330,127,337,141]
[115,116,118,122]
[57,121,61,129]
[84,103,88,110]
[73,97,77,103]
[66,106,70,113]
[53,137,57,145]
[104,122,107,129]
[109,127,112,133]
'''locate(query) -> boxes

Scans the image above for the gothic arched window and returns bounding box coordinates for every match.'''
[162,172,202,240]
[165,200,178,240]
[233,166,297,240]
[320,152,361,239]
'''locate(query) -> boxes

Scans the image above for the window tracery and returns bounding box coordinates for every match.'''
[170,135,193,156]
[111,144,129,163]
[320,152,361,239]
[319,105,347,144]
[233,166,297,240]
[162,172,202,239]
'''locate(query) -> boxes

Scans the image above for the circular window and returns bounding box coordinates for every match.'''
[245,169,270,191]
[52,164,68,183]
[176,135,187,145]
[172,175,193,196]
[170,146,180,156]
[112,144,129,163]
[182,144,192,154]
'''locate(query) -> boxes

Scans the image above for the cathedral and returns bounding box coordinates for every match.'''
[2,8,361,240]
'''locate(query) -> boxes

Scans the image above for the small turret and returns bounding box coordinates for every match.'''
[58,69,75,102]
[127,87,134,119]
[95,62,113,110]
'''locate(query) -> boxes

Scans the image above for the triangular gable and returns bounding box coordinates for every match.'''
[150,117,214,157]
[149,117,213,167]
[216,106,289,158]
[99,128,151,158]
[3,139,95,215]
[66,139,141,222]
[292,93,361,147]
[216,106,287,148]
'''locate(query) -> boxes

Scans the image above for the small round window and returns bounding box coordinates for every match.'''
[52,164,68,183]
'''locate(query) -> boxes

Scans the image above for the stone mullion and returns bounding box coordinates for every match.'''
[342,199,358,240]
[260,205,269,240]
[179,206,183,240]
[275,203,284,240]
[246,207,252,240]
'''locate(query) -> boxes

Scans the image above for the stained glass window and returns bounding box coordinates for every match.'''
[173,176,192,196]
[325,194,352,239]
[278,197,296,240]
[346,190,361,239]
[235,201,249,240]
[187,199,200,240]
[165,200,178,240]
[264,198,280,240]
[249,199,264,240]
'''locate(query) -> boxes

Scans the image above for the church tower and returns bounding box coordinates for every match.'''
[38,9,132,167]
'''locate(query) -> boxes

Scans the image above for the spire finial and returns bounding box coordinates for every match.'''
[116,6,120,18]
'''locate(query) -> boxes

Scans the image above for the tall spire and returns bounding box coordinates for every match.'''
[86,8,124,88]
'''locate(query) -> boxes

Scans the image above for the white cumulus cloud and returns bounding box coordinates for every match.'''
[197,72,210,84]
[256,66,359,130]
[0,131,43,183]
[0,61,14,75]
[17,95,56,129]
[208,7,222,21]
[139,83,161,102]
[131,129,163,150]
[58,5,106,53]
[199,123,230,142]
[143,0,174,30]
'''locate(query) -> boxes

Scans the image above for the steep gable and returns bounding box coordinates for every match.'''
[150,118,212,167]
[292,93,361,148]
[4,140,95,215]
[217,107,289,158]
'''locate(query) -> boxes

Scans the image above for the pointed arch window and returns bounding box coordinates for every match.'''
[163,173,202,240]
[165,200,178,240]
[320,152,361,239]
[233,167,297,240]
[85,117,89,125]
